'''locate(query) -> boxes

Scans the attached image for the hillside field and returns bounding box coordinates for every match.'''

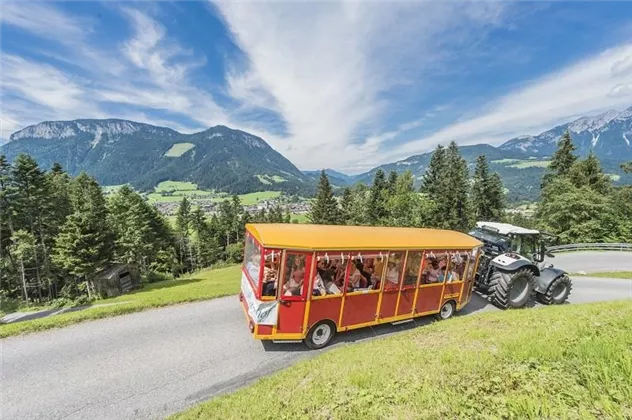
[174,300,632,420]
[142,181,281,205]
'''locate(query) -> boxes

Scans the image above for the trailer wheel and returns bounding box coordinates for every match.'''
[435,300,455,320]
[489,269,535,309]
[537,275,572,305]
[304,320,336,350]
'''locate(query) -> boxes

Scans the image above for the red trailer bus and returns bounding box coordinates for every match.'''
[239,224,483,349]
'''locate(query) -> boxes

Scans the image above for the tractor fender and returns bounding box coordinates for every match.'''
[490,253,540,276]
[535,267,567,294]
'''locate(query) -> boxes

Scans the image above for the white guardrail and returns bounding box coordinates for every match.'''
[548,243,632,253]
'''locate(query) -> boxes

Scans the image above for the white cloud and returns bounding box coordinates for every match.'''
[609,83,632,98]
[213,1,508,171]
[612,53,632,76]
[382,43,632,162]
[0,4,229,139]
[1,1,86,41]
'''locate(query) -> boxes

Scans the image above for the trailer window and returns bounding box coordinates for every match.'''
[402,252,423,288]
[314,254,345,296]
[244,235,262,288]
[262,249,281,297]
[466,249,480,282]
[384,252,404,290]
[446,251,469,283]
[282,253,308,298]
[345,253,385,293]
[421,250,448,284]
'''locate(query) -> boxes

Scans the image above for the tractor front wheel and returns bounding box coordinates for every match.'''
[489,269,535,309]
[536,275,572,305]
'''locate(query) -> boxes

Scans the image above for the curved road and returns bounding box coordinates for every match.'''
[2,252,631,420]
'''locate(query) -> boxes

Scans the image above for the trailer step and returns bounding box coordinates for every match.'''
[391,319,414,326]
[272,340,303,344]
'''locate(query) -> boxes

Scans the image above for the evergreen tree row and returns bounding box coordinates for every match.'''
[308,141,506,230]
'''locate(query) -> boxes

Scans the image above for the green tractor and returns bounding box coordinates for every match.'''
[468,222,572,309]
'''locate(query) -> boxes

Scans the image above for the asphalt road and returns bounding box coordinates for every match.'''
[2,252,631,420]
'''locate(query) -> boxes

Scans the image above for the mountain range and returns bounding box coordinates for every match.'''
[2,106,631,202]
[2,120,311,194]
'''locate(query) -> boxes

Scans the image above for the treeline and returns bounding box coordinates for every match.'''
[309,141,506,230]
[536,131,632,243]
[0,154,292,307]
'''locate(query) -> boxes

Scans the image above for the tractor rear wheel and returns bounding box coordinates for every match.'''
[536,275,572,305]
[489,269,535,309]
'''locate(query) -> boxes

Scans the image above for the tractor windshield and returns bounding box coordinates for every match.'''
[468,228,509,250]
[510,235,539,258]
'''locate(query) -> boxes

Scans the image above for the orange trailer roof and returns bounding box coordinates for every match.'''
[246,223,482,251]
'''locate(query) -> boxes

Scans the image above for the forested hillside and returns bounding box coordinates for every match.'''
[0,153,293,310]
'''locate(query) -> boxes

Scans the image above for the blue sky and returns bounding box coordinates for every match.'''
[1,1,632,173]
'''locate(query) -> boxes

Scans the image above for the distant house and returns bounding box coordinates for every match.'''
[94,264,141,297]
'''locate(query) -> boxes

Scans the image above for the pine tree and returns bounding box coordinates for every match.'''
[471,155,504,221]
[340,187,353,225]
[621,161,632,174]
[487,173,505,221]
[543,130,577,187]
[387,170,419,227]
[435,142,470,231]
[420,145,446,197]
[11,154,54,299]
[347,183,370,226]
[108,185,176,274]
[308,170,342,224]
[52,173,113,299]
[387,171,399,196]
[569,152,611,195]
[176,197,193,239]
[10,230,37,301]
[367,169,389,225]
[0,155,18,296]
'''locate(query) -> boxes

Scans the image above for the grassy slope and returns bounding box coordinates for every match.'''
[174,300,632,420]
[0,265,241,338]
[165,143,196,157]
[291,213,309,223]
[155,181,199,191]
[509,160,551,169]
[573,271,632,279]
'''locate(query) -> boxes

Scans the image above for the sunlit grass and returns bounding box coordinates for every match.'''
[508,160,551,169]
[164,143,196,157]
[572,271,632,279]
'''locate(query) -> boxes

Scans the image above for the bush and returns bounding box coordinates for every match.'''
[49,295,91,309]
[225,243,244,263]
[144,271,175,284]
[0,293,21,318]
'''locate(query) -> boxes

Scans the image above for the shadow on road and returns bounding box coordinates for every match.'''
[261,295,501,353]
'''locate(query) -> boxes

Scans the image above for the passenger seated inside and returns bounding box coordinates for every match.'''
[423,256,442,284]
[446,253,465,283]
[371,257,384,289]
[314,259,341,295]
[283,258,304,296]
[262,261,278,296]
[384,261,400,290]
